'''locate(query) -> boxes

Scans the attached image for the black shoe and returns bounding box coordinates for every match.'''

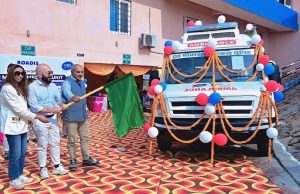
[3,151,9,160]
[63,135,68,138]
[32,138,37,143]
[69,159,77,171]
[82,157,99,166]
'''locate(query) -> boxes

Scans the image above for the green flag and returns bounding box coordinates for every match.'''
[104,73,145,137]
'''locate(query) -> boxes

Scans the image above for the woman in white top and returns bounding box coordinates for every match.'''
[0,64,48,189]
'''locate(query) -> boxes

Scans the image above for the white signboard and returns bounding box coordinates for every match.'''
[0,54,79,86]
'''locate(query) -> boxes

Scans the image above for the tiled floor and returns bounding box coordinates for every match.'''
[0,111,282,193]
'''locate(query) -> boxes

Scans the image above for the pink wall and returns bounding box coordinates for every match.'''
[268,2,300,68]
[0,0,297,68]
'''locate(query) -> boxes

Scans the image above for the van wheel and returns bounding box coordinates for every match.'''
[257,142,270,156]
[157,139,172,152]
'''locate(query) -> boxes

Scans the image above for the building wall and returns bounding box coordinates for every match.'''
[268,1,300,67]
[0,0,296,68]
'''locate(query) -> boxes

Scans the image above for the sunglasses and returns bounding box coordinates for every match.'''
[14,71,26,77]
[47,71,54,76]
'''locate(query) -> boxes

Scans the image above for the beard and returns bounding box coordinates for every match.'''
[41,75,52,84]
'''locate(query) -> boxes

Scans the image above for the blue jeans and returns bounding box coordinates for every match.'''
[6,133,28,180]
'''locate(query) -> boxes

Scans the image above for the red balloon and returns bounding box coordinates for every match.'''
[259,55,270,65]
[213,133,228,146]
[187,20,195,27]
[151,79,160,86]
[259,39,264,46]
[143,123,151,133]
[265,80,278,92]
[278,84,284,92]
[204,46,214,57]
[196,93,208,106]
[164,46,173,56]
[148,86,156,96]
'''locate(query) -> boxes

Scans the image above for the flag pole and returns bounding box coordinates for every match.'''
[65,85,104,108]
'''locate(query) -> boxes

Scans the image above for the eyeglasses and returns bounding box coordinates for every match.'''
[76,71,84,74]
[14,71,25,77]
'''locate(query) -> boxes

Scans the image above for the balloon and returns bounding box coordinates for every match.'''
[143,123,151,133]
[199,131,213,143]
[179,36,184,43]
[204,103,215,115]
[148,127,159,138]
[164,40,173,47]
[256,63,264,71]
[209,92,221,105]
[246,23,254,31]
[251,34,261,44]
[260,86,267,92]
[172,41,182,51]
[154,85,163,94]
[266,127,278,139]
[259,55,270,65]
[265,80,278,92]
[264,64,275,75]
[164,46,173,56]
[274,91,284,102]
[278,84,284,92]
[159,82,167,91]
[204,46,214,57]
[148,86,156,96]
[208,38,217,48]
[217,15,226,24]
[196,93,208,106]
[213,133,228,146]
[195,20,202,25]
[187,20,195,27]
[151,79,160,86]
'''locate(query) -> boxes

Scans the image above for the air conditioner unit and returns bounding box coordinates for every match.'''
[141,33,157,48]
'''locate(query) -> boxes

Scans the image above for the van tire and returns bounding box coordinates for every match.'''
[257,142,270,156]
[157,139,172,152]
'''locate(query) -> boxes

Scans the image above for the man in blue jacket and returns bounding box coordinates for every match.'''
[61,64,99,171]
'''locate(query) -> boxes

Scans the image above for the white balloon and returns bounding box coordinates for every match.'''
[208,38,217,48]
[195,20,202,25]
[172,41,182,51]
[204,103,215,115]
[266,127,278,139]
[148,127,159,138]
[256,63,264,71]
[251,34,261,44]
[246,23,254,31]
[199,131,213,143]
[217,15,226,24]
[154,85,163,94]
[260,86,267,92]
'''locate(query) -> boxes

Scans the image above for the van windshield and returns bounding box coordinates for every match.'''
[165,48,261,84]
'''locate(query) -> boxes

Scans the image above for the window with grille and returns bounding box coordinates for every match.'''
[110,0,131,35]
[57,0,77,5]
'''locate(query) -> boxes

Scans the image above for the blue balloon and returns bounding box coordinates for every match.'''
[164,40,173,47]
[264,64,275,75]
[274,91,284,102]
[159,82,167,91]
[209,92,221,105]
